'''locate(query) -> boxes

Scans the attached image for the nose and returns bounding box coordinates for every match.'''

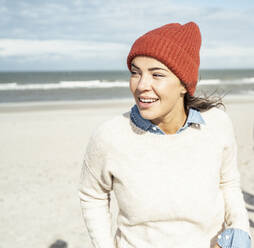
[136,74,152,92]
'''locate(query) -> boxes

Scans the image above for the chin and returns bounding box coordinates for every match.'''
[139,109,158,120]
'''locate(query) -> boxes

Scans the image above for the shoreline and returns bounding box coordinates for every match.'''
[0,94,254,113]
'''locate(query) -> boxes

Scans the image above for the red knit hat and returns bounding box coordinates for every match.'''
[127,21,202,96]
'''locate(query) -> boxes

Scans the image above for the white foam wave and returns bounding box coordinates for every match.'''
[242,77,254,83]
[0,80,129,90]
[0,77,253,91]
[199,78,254,85]
[199,79,221,85]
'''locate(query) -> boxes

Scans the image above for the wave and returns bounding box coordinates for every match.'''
[0,77,254,91]
[0,80,129,90]
[199,78,254,85]
[199,79,221,85]
[242,77,254,83]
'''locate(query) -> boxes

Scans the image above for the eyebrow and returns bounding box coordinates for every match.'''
[131,63,169,72]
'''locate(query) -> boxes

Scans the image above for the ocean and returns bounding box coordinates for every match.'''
[0,69,254,103]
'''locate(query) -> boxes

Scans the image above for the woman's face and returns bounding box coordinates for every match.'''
[129,56,187,122]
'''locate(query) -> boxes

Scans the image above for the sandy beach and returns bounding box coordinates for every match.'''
[0,95,254,248]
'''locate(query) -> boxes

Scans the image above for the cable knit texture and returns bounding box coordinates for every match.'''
[126,21,201,96]
[78,106,251,248]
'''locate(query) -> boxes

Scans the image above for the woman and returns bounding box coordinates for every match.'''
[78,22,252,248]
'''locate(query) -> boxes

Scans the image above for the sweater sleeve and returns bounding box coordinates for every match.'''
[219,112,251,238]
[78,128,115,248]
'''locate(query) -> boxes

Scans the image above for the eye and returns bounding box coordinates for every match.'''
[130,71,139,76]
[153,74,164,77]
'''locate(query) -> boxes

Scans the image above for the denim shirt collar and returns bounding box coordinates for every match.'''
[130,104,206,135]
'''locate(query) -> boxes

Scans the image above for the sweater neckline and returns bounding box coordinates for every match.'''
[129,112,195,140]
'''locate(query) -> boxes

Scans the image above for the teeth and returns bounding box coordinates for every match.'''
[139,98,158,103]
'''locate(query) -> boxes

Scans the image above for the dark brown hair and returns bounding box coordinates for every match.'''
[181,81,226,113]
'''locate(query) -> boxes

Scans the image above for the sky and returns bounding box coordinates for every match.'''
[0,0,254,71]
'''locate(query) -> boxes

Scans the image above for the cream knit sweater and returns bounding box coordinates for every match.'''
[78,106,250,248]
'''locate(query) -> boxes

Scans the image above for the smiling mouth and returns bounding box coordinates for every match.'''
[137,97,159,108]
[138,97,159,103]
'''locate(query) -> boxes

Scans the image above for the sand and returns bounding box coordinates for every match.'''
[0,95,253,248]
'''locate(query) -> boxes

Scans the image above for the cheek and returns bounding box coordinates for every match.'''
[152,82,170,97]
[155,82,180,100]
[129,80,137,94]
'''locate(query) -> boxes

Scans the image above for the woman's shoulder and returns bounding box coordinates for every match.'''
[199,106,235,138]
[97,110,130,130]
[200,106,231,125]
[89,110,131,142]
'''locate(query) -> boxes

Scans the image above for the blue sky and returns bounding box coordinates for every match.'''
[0,0,254,71]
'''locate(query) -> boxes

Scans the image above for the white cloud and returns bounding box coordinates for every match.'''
[0,39,129,59]
[1,38,253,69]
[202,45,254,58]
[200,42,254,68]
[0,0,254,69]
[0,6,8,13]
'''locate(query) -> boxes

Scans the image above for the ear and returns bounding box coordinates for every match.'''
[180,85,187,95]
[179,81,187,94]
[181,88,187,94]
